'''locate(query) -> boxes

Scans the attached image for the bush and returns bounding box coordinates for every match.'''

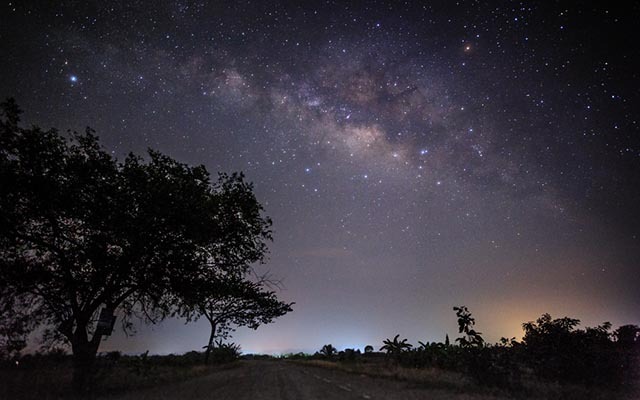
[208,341,241,364]
[339,348,360,362]
[521,315,629,386]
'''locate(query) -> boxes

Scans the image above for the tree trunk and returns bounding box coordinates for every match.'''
[71,324,102,396]
[204,321,216,364]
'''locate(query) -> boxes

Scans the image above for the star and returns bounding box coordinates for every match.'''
[1,0,637,357]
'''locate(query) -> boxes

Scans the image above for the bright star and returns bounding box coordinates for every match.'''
[70,75,78,83]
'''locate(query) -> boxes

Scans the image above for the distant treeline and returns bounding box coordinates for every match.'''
[299,307,639,389]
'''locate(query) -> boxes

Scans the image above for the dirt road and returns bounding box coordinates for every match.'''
[105,360,502,400]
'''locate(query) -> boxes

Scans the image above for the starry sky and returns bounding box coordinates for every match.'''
[1,1,639,355]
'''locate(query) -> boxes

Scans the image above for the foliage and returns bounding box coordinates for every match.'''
[405,341,449,368]
[453,306,484,348]
[319,344,337,359]
[0,289,34,359]
[290,307,638,394]
[364,345,374,353]
[615,324,640,348]
[372,308,638,391]
[380,334,412,360]
[522,314,638,386]
[277,352,308,360]
[2,350,216,399]
[339,348,360,362]
[0,99,272,391]
[205,340,242,364]
[179,274,292,364]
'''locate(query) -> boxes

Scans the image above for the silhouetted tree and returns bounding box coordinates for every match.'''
[0,99,272,392]
[453,306,484,348]
[0,288,34,359]
[522,313,623,385]
[179,275,292,364]
[205,339,242,363]
[340,348,359,362]
[614,324,640,387]
[409,339,451,369]
[319,344,337,358]
[380,334,412,360]
[364,344,374,353]
[497,337,518,347]
[614,324,640,349]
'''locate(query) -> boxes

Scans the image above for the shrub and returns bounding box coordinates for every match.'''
[208,341,241,364]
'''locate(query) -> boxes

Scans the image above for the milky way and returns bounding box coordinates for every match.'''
[1,1,638,354]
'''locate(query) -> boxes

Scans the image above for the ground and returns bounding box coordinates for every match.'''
[103,360,506,400]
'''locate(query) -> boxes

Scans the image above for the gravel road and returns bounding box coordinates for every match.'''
[105,360,504,400]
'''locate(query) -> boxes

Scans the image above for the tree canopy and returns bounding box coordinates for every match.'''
[521,313,638,385]
[0,98,274,390]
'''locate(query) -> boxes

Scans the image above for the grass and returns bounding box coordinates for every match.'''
[0,358,240,399]
[300,359,472,391]
[294,358,640,400]
[298,360,516,400]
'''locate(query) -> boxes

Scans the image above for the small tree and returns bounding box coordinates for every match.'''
[0,99,273,392]
[380,334,412,360]
[180,275,293,364]
[319,344,337,359]
[521,314,624,385]
[364,345,374,354]
[206,339,242,363]
[614,324,640,349]
[453,306,484,348]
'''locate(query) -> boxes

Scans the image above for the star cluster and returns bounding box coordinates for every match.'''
[1,1,638,354]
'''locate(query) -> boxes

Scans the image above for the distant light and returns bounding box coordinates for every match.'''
[70,75,78,83]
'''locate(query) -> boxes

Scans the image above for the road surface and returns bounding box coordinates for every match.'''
[105,360,503,400]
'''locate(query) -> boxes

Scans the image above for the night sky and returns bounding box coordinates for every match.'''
[1,1,639,355]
